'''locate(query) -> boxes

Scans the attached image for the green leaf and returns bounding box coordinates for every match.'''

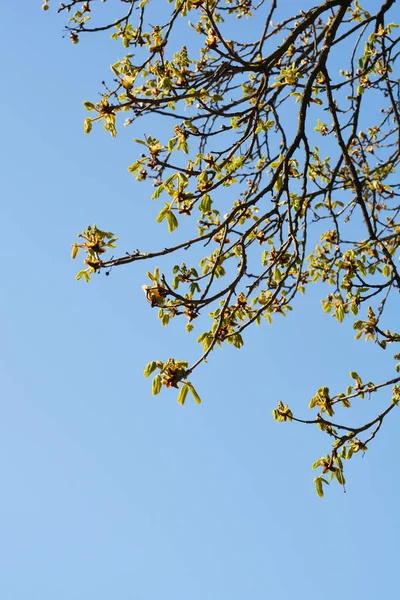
[84,118,92,134]
[273,267,282,282]
[166,211,178,232]
[152,374,162,396]
[152,184,165,200]
[127,161,140,173]
[168,137,178,152]
[177,383,189,406]
[186,382,202,404]
[144,361,157,378]
[350,303,358,316]
[177,172,188,186]
[336,305,345,323]
[156,207,169,223]
[83,101,96,111]
[76,269,90,283]
[163,173,178,187]
[314,477,324,498]
[335,470,345,485]
[199,193,212,213]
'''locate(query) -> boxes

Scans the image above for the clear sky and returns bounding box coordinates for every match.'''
[1,2,399,599]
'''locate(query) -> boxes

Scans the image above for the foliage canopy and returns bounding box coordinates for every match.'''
[45,0,400,495]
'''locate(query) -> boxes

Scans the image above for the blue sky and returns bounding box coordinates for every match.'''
[1,2,399,599]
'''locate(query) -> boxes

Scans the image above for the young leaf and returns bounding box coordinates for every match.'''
[177,383,189,406]
[166,211,178,232]
[152,374,162,396]
[186,382,202,404]
[314,477,324,498]
[144,361,157,378]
